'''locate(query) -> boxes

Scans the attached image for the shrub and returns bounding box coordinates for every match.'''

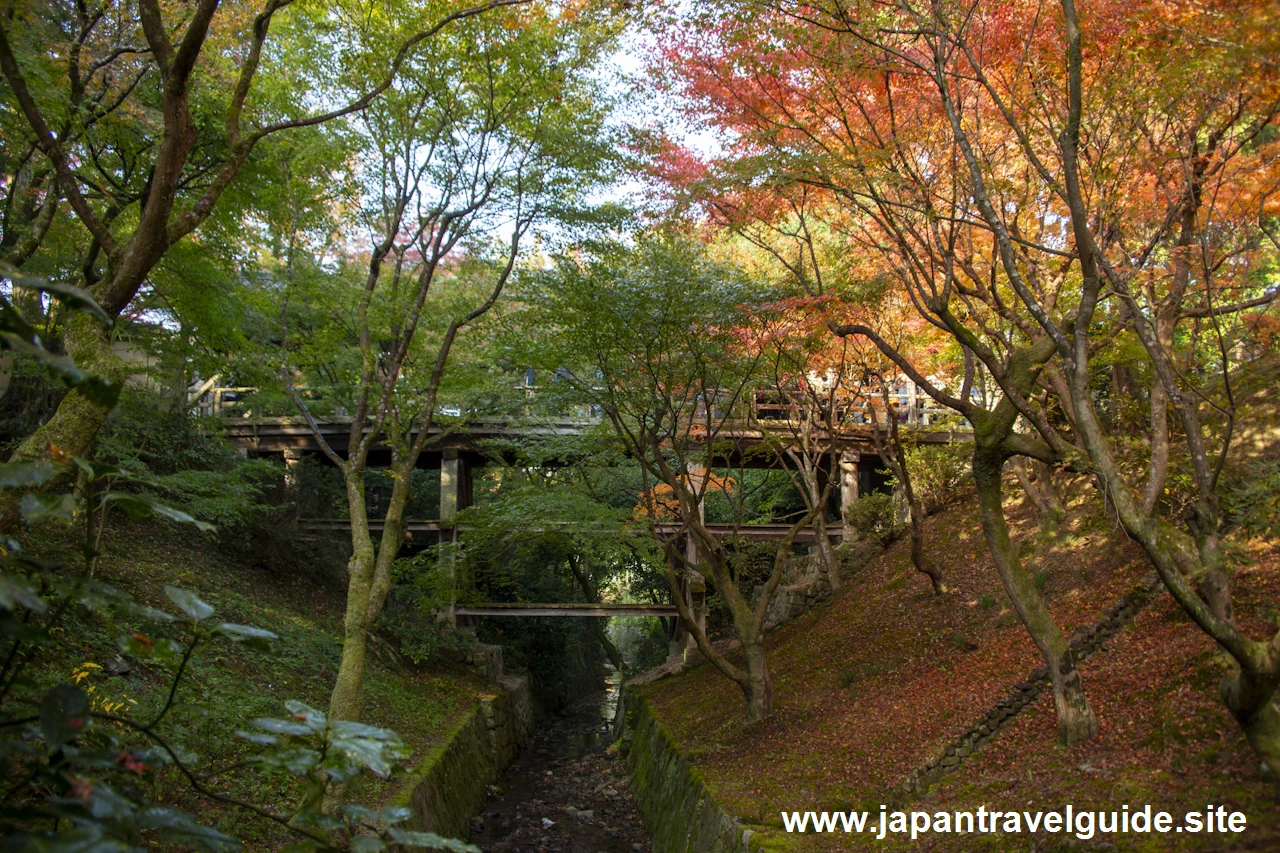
[846,492,901,546]
[904,444,972,515]
[377,549,470,664]
[95,389,280,532]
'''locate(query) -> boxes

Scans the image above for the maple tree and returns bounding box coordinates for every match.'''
[270,3,620,724]
[648,0,1280,758]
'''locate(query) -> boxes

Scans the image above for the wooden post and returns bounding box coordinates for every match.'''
[440,447,472,523]
[840,451,860,540]
[440,448,472,627]
[283,448,304,523]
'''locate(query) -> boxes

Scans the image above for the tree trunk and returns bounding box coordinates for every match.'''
[330,558,374,724]
[592,620,627,673]
[1010,457,1066,533]
[740,633,774,725]
[884,395,948,594]
[569,555,627,672]
[907,506,948,594]
[363,462,415,626]
[329,478,378,723]
[973,449,1097,746]
[1142,378,1169,515]
[812,510,840,592]
[0,315,122,530]
[1226,678,1280,775]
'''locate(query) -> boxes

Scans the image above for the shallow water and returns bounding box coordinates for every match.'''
[468,670,652,853]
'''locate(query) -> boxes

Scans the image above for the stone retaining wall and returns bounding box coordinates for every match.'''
[617,576,1165,850]
[618,693,766,853]
[395,663,536,838]
[761,541,883,630]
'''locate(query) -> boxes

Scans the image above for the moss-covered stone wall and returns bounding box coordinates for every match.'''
[620,692,768,853]
[396,673,535,839]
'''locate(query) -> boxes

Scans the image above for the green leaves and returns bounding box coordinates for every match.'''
[164,586,215,621]
[0,461,58,487]
[20,492,77,522]
[241,699,411,789]
[33,281,114,328]
[0,264,111,326]
[349,837,385,853]
[101,493,215,532]
[39,684,91,749]
[0,574,47,613]
[6,453,218,537]
[136,806,241,852]
[214,622,279,652]
[0,332,121,408]
[385,829,480,852]
[0,266,120,407]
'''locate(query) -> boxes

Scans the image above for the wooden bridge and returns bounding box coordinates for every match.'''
[454,602,677,618]
[211,388,968,639]
[297,518,845,543]
[222,416,967,469]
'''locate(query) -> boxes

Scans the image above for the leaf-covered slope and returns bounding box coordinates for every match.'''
[636,492,1280,851]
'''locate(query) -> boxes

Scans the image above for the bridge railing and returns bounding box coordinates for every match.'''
[709,385,968,431]
[201,380,970,432]
[190,386,259,418]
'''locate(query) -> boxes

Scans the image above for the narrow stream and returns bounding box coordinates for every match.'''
[469,669,652,852]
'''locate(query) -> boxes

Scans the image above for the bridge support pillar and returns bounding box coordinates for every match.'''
[839,451,860,540]
[440,448,474,629]
[282,448,305,488]
[283,448,305,522]
[440,448,473,522]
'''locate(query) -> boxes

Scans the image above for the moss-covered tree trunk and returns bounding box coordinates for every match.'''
[329,453,418,723]
[663,539,782,725]
[811,510,839,592]
[739,630,774,724]
[0,315,123,529]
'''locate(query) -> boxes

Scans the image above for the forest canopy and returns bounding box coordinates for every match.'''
[1,0,1279,850]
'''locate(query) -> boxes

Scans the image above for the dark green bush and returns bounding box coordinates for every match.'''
[95,389,280,532]
[846,492,901,545]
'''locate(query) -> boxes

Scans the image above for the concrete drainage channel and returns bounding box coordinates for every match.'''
[393,650,653,852]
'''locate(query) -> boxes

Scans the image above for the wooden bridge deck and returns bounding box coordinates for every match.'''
[454,602,677,617]
[298,518,844,543]
[225,416,970,469]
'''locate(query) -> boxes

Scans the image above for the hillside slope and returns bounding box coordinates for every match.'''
[635,489,1280,851]
[20,520,488,849]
